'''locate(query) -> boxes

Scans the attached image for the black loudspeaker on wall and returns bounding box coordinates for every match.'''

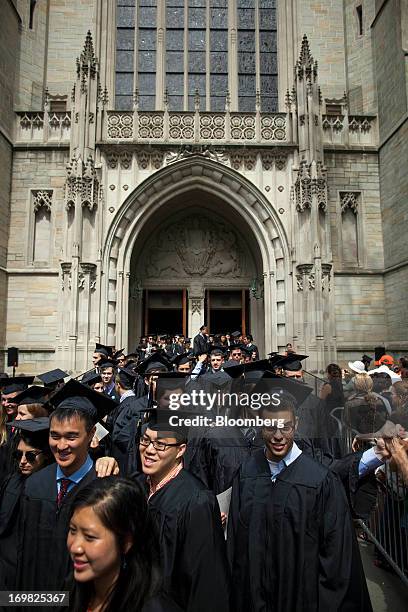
[374,346,386,362]
[7,347,19,368]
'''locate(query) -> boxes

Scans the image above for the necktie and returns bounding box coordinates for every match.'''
[57,478,71,508]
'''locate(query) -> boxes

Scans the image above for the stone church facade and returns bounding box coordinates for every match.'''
[0,0,407,374]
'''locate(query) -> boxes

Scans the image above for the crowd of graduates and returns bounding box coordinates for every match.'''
[0,327,407,611]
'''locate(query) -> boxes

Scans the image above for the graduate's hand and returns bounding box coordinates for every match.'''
[95,456,120,477]
[220,512,227,526]
[198,354,207,363]
[384,437,408,483]
[373,437,391,460]
[90,434,100,449]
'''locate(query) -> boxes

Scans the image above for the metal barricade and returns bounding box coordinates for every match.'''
[341,424,408,587]
[296,369,408,585]
[358,461,408,586]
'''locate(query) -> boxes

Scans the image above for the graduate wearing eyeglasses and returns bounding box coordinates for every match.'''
[133,409,231,612]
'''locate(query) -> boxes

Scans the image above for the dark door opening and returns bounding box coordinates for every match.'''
[148,309,182,336]
[205,290,250,336]
[142,290,187,336]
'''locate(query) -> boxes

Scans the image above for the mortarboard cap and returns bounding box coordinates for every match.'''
[209,345,228,355]
[171,353,194,367]
[15,385,53,406]
[253,373,313,407]
[2,376,35,395]
[99,359,118,370]
[95,343,113,358]
[48,378,118,421]
[9,416,50,433]
[136,352,172,375]
[144,408,199,442]
[155,372,188,404]
[231,331,241,338]
[8,417,50,448]
[117,365,138,388]
[81,371,102,387]
[223,359,273,378]
[9,416,50,445]
[270,353,308,371]
[36,369,68,386]
[113,348,125,359]
[200,370,232,390]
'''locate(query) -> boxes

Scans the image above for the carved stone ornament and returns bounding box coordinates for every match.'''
[191,299,201,315]
[78,273,85,290]
[340,192,359,214]
[32,190,53,213]
[61,262,72,292]
[296,264,315,291]
[65,155,101,211]
[78,263,97,291]
[293,161,327,213]
[321,264,332,292]
[142,215,245,279]
[165,145,229,166]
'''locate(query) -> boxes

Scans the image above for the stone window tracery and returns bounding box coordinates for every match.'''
[114,0,277,111]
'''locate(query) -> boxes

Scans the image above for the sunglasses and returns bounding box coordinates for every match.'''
[13,449,44,464]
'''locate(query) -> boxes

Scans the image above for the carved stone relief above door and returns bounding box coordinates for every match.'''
[138,215,253,280]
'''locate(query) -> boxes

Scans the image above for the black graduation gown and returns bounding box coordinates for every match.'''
[193,333,210,356]
[0,472,25,589]
[227,449,372,612]
[112,395,149,473]
[186,425,264,495]
[297,437,378,519]
[134,469,231,612]
[0,433,17,486]
[141,593,184,612]
[17,463,96,591]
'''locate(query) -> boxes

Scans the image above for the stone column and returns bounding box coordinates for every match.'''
[188,283,205,340]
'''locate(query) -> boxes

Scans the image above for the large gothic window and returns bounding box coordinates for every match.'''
[114,0,278,111]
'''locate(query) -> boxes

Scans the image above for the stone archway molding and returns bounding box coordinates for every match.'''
[101,155,292,355]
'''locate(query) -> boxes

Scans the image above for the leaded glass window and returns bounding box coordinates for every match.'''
[114,0,278,112]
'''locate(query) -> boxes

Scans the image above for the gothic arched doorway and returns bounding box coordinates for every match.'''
[128,190,264,351]
[100,156,291,358]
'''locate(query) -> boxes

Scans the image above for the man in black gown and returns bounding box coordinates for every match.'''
[227,394,373,612]
[134,412,231,612]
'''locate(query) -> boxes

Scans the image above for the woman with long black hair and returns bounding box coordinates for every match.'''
[67,477,182,612]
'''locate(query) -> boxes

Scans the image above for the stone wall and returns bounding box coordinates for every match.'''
[15,0,48,110]
[344,0,377,113]
[5,148,68,370]
[296,0,346,99]
[0,1,21,368]
[325,151,384,271]
[372,0,408,350]
[372,0,407,140]
[46,0,96,98]
[7,149,68,267]
[334,273,386,363]
[379,120,408,349]
[1,1,21,133]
